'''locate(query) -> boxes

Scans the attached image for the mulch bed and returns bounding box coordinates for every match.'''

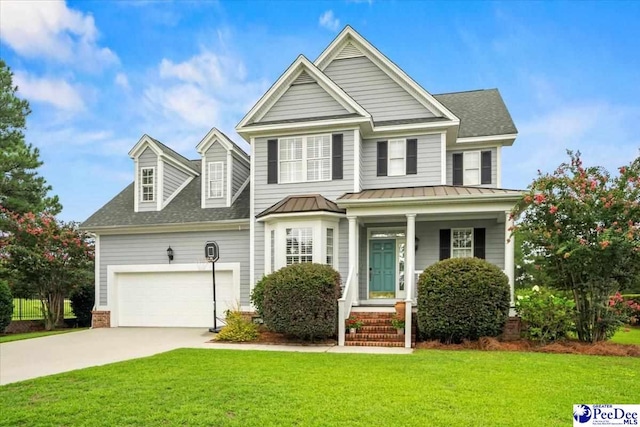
[416,337,640,357]
[210,326,336,346]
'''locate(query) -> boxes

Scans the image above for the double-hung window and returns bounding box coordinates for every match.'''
[141,167,154,202]
[208,162,224,198]
[286,228,313,265]
[279,135,330,183]
[326,228,334,266]
[388,139,406,176]
[463,152,480,185]
[451,228,473,258]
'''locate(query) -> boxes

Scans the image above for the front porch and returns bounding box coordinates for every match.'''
[337,186,520,348]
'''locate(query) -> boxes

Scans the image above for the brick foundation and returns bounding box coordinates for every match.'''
[5,320,46,334]
[91,310,111,328]
[502,317,521,341]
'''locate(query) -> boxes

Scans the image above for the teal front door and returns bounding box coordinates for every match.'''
[369,239,396,299]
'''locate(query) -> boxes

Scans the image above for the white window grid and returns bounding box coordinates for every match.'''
[388,139,406,176]
[326,228,334,266]
[279,135,331,183]
[286,227,313,265]
[452,228,474,258]
[208,162,224,198]
[141,167,154,202]
[463,151,480,186]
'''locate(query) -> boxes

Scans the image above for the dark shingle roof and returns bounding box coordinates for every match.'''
[256,194,345,218]
[80,160,249,229]
[434,89,517,138]
[148,137,200,173]
[338,185,522,201]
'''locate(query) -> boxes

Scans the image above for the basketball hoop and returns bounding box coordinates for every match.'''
[196,257,211,271]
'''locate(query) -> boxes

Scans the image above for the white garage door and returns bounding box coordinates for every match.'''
[117,270,235,327]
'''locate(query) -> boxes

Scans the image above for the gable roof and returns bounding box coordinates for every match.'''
[236,54,370,133]
[196,127,250,162]
[314,26,459,123]
[434,89,518,138]
[128,134,200,175]
[256,194,345,219]
[80,160,249,230]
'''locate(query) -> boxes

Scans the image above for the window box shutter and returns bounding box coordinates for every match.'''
[377,141,388,176]
[474,228,486,259]
[332,134,343,180]
[406,138,417,175]
[439,229,451,260]
[452,153,463,185]
[481,151,492,185]
[267,139,278,184]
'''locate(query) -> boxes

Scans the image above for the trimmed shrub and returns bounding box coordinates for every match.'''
[417,258,510,343]
[215,309,259,342]
[0,280,13,333]
[515,286,576,342]
[70,282,95,327]
[262,263,341,341]
[250,276,266,318]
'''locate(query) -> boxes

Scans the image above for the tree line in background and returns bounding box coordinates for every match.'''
[0,60,94,331]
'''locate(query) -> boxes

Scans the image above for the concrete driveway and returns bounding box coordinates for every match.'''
[0,328,213,385]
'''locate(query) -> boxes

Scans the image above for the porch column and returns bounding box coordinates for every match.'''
[348,215,359,304]
[405,213,416,348]
[504,211,515,308]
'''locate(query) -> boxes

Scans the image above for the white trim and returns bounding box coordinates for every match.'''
[366,226,406,300]
[200,159,206,209]
[156,160,163,211]
[505,211,515,306]
[231,176,250,205]
[277,134,332,184]
[372,120,458,135]
[440,132,447,185]
[226,152,233,207]
[249,137,256,298]
[196,127,250,163]
[133,159,139,213]
[257,211,345,223]
[338,193,522,209]
[238,116,372,140]
[207,161,225,199]
[456,134,517,145]
[105,262,241,328]
[496,146,502,188]
[128,134,163,158]
[140,166,156,204]
[94,234,100,310]
[343,200,521,218]
[158,153,199,178]
[314,27,459,122]
[162,176,194,209]
[236,55,370,132]
[82,219,250,235]
[353,128,361,192]
[348,216,359,304]
[387,138,406,177]
[463,151,481,186]
[451,228,474,258]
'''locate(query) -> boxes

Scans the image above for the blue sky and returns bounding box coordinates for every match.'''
[1,0,638,222]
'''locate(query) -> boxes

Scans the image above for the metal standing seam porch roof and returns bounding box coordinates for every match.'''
[256,194,346,219]
[337,185,523,202]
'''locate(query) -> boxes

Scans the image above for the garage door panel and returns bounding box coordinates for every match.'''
[117,270,235,327]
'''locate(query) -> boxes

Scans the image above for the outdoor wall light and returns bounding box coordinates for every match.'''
[167,246,174,263]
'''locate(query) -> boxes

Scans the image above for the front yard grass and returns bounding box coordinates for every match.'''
[0,328,88,344]
[1,349,638,426]
[611,326,640,345]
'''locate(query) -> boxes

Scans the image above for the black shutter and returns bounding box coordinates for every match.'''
[474,228,486,259]
[439,229,451,260]
[406,138,417,175]
[481,151,492,185]
[452,153,463,185]
[267,139,278,184]
[377,141,388,177]
[332,134,343,180]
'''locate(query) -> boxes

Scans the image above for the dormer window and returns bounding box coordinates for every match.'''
[141,167,155,201]
[208,161,224,198]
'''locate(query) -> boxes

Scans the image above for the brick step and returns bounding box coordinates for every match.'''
[351,312,396,319]
[346,333,405,342]
[358,325,397,333]
[356,318,395,326]
[345,341,406,347]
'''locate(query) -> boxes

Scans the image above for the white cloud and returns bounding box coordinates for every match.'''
[13,71,85,111]
[0,0,118,70]
[115,73,130,90]
[319,10,340,32]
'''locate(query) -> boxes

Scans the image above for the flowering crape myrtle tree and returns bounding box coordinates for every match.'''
[511,152,640,342]
[0,207,94,330]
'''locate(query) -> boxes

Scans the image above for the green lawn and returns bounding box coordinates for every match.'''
[0,328,88,344]
[611,326,640,345]
[11,299,75,320]
[1,349,638,427]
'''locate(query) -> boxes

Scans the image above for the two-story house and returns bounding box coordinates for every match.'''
[81,26,521,347]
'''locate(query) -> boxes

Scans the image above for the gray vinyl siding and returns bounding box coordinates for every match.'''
[203,143,227,209]
[446,147,498,188]
[163,162,190,203]
[356,219,505,299]
[361,134,442,189]
[138,147,157,212]
[259,82,349,123]
[253,130,354,281]
[358,132,364,190]
[98,229,250,306]
[323,56,434,122]
[232,155,250,196]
